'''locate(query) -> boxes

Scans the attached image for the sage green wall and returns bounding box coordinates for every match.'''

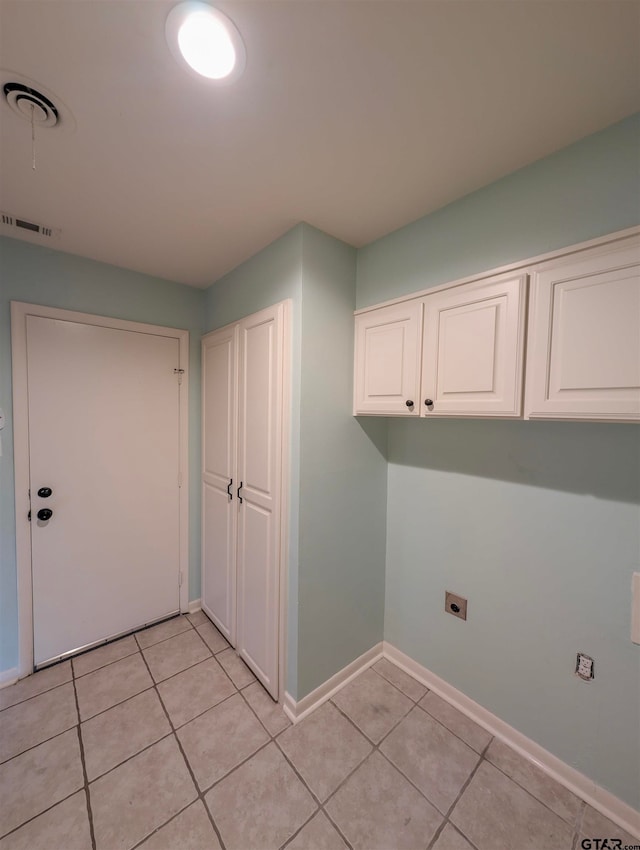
[357,114,640,807]
[297,224,387,697]
[0,236,205,674]
[357,112,640,309]
[204,224,388,700]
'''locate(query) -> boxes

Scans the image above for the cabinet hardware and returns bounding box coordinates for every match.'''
[37,487,53,498]
[237,481,243,504]
[405,400,414,408]
[227,478,233,501]
[424,398,434,408]
[37,508,53,521]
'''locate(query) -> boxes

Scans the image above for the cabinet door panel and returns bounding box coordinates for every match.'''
[354,301,422,414]
[421,274,527,416]
[236,304,283,699]
[201,326,237,643]
[526,238,640,420]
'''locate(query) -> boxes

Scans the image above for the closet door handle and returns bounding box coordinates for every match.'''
[227,478,233,501]
[237,481,243,504]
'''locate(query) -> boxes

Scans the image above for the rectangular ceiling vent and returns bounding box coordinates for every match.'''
[1,212,60,239]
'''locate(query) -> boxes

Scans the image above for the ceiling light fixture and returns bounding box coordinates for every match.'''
[166,2,246,83]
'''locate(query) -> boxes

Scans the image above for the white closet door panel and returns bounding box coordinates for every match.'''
[237,502,276,684]
[354,301,422,414]
[203,329,236,477]
[526,238,640,420]
[201,326,237,643]
[421,274,527,416]
[236,304,283,698]
[242,319,274,497]
[202,482,236,641]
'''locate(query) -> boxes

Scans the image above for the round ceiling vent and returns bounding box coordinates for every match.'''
[4,82,59,127]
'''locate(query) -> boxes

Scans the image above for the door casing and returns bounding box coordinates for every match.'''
[11,301,190,678]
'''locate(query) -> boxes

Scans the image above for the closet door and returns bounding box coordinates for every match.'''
[201,325,237,644]
[236,303,284,698]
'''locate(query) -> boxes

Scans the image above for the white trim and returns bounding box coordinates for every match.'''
[0,668,19,689]
[10,301,190,678]
[187,598,202,614]
[279,300,292,706]
[354,225,640,315]
[383,642,640,840]
[283,642,383,724]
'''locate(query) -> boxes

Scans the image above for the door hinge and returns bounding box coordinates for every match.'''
[173,368,185,385]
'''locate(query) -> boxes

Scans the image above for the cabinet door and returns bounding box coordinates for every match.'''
[236,303,285,699]
[421,274,527,417]
[526,238,640,420]
[201,324,237,644]
[353,301,422,415]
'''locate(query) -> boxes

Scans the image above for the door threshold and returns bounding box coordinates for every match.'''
[34,610,181,670]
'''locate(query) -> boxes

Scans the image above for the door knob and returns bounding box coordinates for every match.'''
[37,508,53,521]
[37,487,53,498]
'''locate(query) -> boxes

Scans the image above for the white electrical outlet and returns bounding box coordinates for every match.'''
[575,653,594,681]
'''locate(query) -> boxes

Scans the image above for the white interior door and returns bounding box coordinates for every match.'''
[201,325,237,643]
[26,314,182,667]
[236,303,284,698]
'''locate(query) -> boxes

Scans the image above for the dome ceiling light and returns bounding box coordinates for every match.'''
[165,2,246,83]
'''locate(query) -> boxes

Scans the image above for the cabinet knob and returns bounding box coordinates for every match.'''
[424,399,434,408]
[405,400,414,408]
[37,508,53,521]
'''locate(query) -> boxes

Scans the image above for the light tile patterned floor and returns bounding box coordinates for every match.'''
[0,613,637,850]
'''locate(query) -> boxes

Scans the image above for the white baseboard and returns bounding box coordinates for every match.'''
[187,598,202,614]
[383,642,640,840]
[283,642,383,724]
[0,667,19,690]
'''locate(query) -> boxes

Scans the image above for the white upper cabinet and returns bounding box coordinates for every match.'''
[353,300,423,415]
[421,274,527,417]
[525,236,640,421]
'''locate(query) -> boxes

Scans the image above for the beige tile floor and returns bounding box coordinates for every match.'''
[0,613,637,850]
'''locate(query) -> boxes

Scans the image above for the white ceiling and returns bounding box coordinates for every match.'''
[0,0,638,288]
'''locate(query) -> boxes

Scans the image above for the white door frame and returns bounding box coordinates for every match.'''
[11,301,190,678]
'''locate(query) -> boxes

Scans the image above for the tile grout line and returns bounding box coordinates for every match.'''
[572,800,587,849]
[233,681,355,850]
[482,748,585,831]
[271,728,354,850]
[322,677,486,848]
[0,696,79,767]
[374,660,585,837]
[0,675,73,714]
[135,632,229,850]
[425,737,493,850]
[72,656,97,850]
[0,787,87,842]
[328,697,450,838]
